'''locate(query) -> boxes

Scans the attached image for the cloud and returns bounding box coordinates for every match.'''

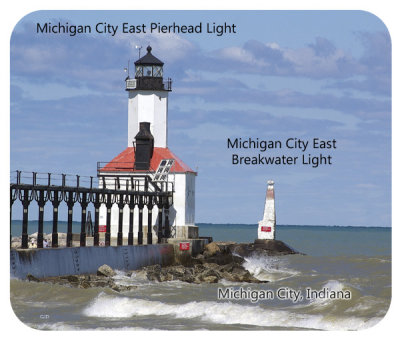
[187,32,390,96]
[325,31,391,95]
[172,80,390,120]
[204,37,360,79]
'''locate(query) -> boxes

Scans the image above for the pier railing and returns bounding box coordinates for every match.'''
[10,170,173,250]
[96,161,175,193]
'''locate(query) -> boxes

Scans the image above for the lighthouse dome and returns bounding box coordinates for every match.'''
[134,45,164,78]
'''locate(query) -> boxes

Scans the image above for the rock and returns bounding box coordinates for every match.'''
[79,281,91,289]
[58,233,67,240]
[219,271,235,281]
[202,263,219,270]
[97,264,116,277]
[67,275,79,283]
[203,268,221,279]
[26,274,40,282]
[11,242,20,249]
[130,270,147,280]
[201,275,219,283]
[220,261,243,273]
[145,264,162,282]
[166,265,186,277]
[203,242,221,257]
[110,283,121,292]
[111,284,133,292]
[230,240,298,257]
[89,280,110,288]
[194,264,206,274]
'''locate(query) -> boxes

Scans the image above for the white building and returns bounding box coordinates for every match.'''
[98,46,197,243]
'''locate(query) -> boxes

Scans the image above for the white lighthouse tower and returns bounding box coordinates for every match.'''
[98,46,198,243]
[257,180,276,240]
[127,46,168,148]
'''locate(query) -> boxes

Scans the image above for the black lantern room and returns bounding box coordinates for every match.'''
[126,46,172,91]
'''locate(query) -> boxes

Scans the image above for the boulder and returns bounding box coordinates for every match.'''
[144,264,162,282]
[79,281,91,289]
[202,275,219,283]
[89,280,110,288]
[203,242,221,258]
[26,273,40,282]
[97,264,116,277]
[11,241,20,249]
[66,275,79,283]
[229,240,298,257]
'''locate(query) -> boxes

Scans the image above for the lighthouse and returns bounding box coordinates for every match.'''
[98,46,197,243]
[127,46,169,148]
[257,180,276,240]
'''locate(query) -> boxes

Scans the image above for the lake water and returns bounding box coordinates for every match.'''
[10,223,391,330]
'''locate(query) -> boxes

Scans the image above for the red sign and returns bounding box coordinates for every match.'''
[179,242,190,251]
[261,226,271,232]
[99,225,107,232]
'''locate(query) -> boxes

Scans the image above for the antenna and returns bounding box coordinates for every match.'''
[135,45,142,59]
[124,60,130,79]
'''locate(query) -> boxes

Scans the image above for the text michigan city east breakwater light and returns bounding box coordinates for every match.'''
[227,137,337,168]
[36,22,237,37]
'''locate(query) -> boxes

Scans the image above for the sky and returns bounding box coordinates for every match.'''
[10,10,391,226]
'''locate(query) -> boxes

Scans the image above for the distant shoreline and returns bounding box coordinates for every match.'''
[197,223,391,229]
[10,220,391,229]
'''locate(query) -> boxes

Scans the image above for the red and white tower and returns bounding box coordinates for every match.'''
[258,180,276,240]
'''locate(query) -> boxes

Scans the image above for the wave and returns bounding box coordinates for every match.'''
[242,255,299,282]
[28,322,161,331]
[307,280,348,306]
[82,292,381,330]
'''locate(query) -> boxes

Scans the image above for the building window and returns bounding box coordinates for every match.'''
[143,66,153,76]
[135,66,143,77]
[153,66,163,77]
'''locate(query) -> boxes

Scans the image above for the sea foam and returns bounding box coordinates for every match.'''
[82,292,379,330]
[242,255,299,282]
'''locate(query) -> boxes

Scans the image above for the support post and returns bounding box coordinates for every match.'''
[51,191,61,248]
[128,195,135,245]
[93,193,100,247]
[21,189,31,249]
[66,191,74,247]
[105,193,112,246]
[164,210,170,238]
[117,193,124,246]
[164,203,170,239]
[138,196,144,245]
[80,193,88,247]
[36,190,46,249]
[147,197,153,245]
[157,203,163,244]
[10,187,17,246]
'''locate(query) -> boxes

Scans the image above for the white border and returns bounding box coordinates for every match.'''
[2,1,397,338]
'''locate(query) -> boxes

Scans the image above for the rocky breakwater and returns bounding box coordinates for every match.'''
[141,239,299,284]
[22,240,300,289]
[26,264,136,293]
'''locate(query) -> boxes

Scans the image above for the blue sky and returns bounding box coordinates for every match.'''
[10,10,391,226]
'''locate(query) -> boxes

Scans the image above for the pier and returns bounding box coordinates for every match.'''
[10,170,173,249]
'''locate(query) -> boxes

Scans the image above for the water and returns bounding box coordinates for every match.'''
[10,223,391,331]
[11,220,82,237]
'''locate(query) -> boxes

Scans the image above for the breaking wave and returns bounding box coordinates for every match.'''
[82,292,381,330]
[242,255,299,282]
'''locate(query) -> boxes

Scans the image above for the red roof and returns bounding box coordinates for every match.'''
[100,147,196,174]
